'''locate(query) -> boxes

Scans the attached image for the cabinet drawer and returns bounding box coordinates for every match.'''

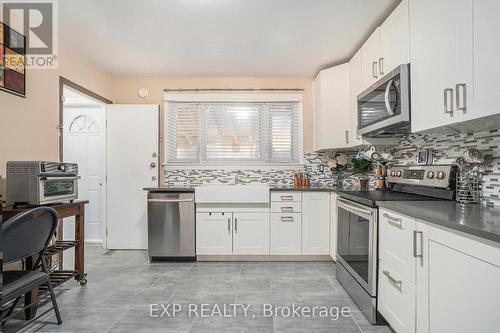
[271,201,301,213]
[271,191,301,202]
[378,260,416,333]
[270,213,301,255]
[379,208,417,284]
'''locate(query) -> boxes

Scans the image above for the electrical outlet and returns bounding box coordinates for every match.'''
[318,165,325,173]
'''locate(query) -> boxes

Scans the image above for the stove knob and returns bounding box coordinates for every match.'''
[396,171,402,177]
[391,171,396,177]
[427,171,435,179]
[437,171,445,180]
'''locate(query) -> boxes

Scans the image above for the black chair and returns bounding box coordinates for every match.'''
[0,207,62,326]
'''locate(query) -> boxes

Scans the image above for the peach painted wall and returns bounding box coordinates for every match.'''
[0,46,114,196]
[111,77,314,152]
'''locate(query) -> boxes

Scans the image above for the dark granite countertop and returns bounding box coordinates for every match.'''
[377,201,500,243]
[145,186,342,193]
[270,186,338,192]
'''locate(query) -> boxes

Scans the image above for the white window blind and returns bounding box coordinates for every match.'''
[166,100,302,167]
[167,103,200,161]
[204,103,261,161]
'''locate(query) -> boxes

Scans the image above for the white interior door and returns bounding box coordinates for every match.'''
[106,104,159,249]
[63,99,106,243]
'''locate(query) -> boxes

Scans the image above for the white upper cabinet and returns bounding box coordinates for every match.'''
[359,0,410,92]
[410,0,500,133]
[313,64,352,150]
[349,48,365,146]
[410,0,473,133]
[380,0,410,75]
[361,27,381,89]
[461,0,500,122]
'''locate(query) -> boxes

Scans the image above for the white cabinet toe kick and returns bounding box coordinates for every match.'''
[197,255,333,262]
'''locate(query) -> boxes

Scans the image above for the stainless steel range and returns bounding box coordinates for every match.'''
[336,165,456,324]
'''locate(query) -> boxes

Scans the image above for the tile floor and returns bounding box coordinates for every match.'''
[5,246,391,333]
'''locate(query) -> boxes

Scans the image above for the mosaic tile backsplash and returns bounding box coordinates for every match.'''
[165,129,500,207]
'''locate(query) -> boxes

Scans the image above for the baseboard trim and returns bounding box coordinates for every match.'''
[197,255,334,262]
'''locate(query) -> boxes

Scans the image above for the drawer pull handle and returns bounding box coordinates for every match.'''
[281,217,294,223]
[383,213,403,228]
[383,270,402,289]
[280,195,294,201]
[281,207,294,212]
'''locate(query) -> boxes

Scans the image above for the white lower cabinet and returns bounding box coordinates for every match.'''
[232,212,269,255]
[196,212,233,255]
[329,193,338,260]
[379,209,416,284]
[196,211,269,256]
[416,221,500,333]
[379,208,500,333]
[196,191,334,258]
[378,261,416,333]
[270,213,301,255]
[301,192,330,255]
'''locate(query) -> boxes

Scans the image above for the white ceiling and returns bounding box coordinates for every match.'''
[60,0,398,77]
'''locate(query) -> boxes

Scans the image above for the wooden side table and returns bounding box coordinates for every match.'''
[2,200,89,319]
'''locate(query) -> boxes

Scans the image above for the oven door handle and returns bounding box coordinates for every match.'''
[41,176,81,181]
[337,198,373,217]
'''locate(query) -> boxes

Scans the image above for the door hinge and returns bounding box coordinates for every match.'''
[60,95,66,103]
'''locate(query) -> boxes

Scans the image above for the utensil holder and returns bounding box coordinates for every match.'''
[456,170,480,204]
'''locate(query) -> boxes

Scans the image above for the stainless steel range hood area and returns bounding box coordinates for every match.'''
[357,64,411,138]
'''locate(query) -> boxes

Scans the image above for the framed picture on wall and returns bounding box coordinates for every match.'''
[0,22,26,98]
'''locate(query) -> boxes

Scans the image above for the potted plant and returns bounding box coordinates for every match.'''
[351,156,373,190]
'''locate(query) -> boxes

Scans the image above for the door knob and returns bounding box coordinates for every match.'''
[152,176,157,181]
[150,162,157,168]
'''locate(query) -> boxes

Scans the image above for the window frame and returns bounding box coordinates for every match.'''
[164,93,304,170]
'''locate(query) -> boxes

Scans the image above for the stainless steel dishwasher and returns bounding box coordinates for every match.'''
[147,191,195,261]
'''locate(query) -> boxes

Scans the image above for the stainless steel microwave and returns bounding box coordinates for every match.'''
[6,161,80,206]
[357,64,410,137]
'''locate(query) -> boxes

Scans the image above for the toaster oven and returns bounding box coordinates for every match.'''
[6,161,80,206]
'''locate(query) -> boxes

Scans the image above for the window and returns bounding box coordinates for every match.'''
[166,95,303,168]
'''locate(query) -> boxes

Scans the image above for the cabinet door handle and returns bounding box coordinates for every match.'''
[280,195,293,201]
[228,218,231,234]
[281,216,294,223]
[456,83,467,114]
[383,270,402,289]
[235,218,238,233]
[378,57,384,76]
[372,61,378,79]
[383,213,403,228]
[345,130,349,144]
[444,88,454,116]
[413,231,423,258]
[281,207,294,213]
